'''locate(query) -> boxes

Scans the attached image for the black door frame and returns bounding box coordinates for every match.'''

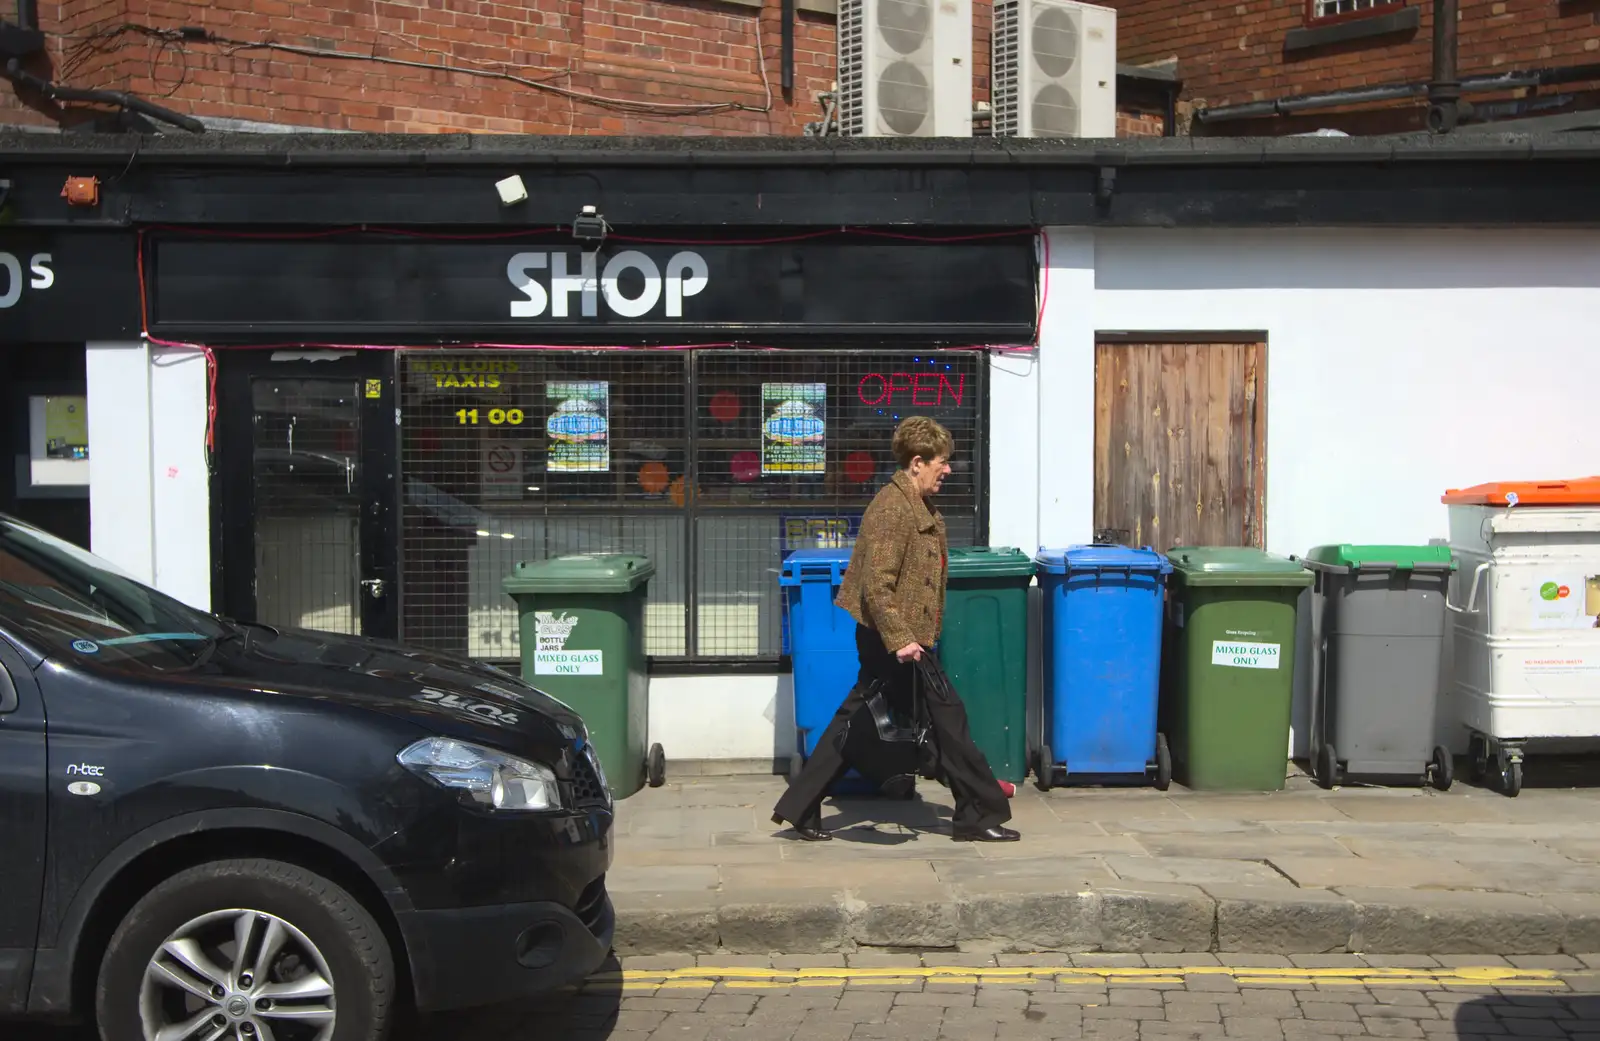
[211,349,401,640]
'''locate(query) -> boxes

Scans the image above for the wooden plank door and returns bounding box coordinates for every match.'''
[1093,341,1266,552]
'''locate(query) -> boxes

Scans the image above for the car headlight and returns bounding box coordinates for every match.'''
[397,737,563,812]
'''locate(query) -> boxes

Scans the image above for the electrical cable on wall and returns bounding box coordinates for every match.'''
[51,20,775,120]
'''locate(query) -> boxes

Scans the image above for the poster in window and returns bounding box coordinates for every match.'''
[546,381,610,472]
[43,396,89,459]
[761,383,826,475]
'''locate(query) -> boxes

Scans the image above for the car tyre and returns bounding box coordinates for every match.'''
[96,857,395,1041]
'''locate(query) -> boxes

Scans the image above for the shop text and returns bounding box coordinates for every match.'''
[456,408,527,426]
[857,372,966,408]
[0,252,55,309]
[422,359,519,389]
[507,249,709,319]
[1211,641,1280,670]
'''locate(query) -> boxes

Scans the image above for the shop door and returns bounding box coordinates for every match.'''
[1092,340,1266,553]
[215,352,399,640]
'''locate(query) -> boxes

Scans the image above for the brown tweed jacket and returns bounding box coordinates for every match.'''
[836,471,949,652]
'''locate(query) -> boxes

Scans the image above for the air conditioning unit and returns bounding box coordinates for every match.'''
[991,0,1116,138]
[837,0,973,137]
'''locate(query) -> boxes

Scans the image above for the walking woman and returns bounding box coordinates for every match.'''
[772,416,1019,843]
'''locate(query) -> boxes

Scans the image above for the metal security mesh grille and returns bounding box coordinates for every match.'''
[251,378,364,636]
[991,0,1021,137]
[399,350,985,664]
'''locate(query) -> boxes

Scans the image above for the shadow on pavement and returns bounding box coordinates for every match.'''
[5,952,626,1041]
[400,951,624,1041]
[1454,989,1599,1039]
[1460,751,1600,794]
[825,791,954,843]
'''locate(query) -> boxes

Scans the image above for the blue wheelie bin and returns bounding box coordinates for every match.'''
[780,548,878,796]
[1034,545,1175,791]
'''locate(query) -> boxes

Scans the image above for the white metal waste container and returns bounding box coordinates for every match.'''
[1443,477,1600,797]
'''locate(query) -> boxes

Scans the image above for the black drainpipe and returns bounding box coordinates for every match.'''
[15,0,38,31]
[780,0,795,95]
[1427,0,1462,131]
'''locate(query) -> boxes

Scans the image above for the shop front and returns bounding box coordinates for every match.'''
[0,229,141,549]
[137,229,1037,715]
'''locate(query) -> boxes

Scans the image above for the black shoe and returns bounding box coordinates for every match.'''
[952,825,1021,843]
[880,774,917,800]
[772,812,832,841]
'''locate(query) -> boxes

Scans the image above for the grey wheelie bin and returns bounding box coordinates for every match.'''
[1302,544,1457,791]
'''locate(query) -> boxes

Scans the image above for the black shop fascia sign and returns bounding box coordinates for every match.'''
[0,230,142,342]
[143,230,1038,342]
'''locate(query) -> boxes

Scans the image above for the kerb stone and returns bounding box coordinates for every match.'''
[1206,885,1357,955]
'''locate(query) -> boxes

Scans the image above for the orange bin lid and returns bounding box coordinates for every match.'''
[1442,477,1600,506]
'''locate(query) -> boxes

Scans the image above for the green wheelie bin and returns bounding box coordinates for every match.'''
[503,553,663,799]
[940,547,1035,784]
[1161,548,1313,791]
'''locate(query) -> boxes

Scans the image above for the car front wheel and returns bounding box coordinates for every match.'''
[97,858,395,1041]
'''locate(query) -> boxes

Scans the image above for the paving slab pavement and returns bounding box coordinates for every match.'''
[607,770,1600,957]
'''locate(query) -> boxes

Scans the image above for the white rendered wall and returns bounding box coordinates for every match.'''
[999,226,1600,760]
[87,341,212,610]
[647,673,796,762]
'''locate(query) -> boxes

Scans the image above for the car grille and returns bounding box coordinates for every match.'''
[569,745,611,809]
[574,875,608,936]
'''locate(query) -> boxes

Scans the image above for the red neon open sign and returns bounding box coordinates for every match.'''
[857,372,966,408]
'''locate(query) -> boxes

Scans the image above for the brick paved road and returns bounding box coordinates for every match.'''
[414,954,1600,1041]
[12,954,1598,1041]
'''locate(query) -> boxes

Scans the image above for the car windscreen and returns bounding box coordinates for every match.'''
[0,519,230,669]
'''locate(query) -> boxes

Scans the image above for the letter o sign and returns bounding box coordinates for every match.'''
[601,251,663,318]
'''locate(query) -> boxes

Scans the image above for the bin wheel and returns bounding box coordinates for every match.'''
[1468,734,1490,784]
[1498,752,1523,798]
[646,743,667,788]
[1153,733,1173,792]
[1316,742,1340,790]
[1035,746,1054,793]
[1429,745,1454,792]
[788,752,805,784]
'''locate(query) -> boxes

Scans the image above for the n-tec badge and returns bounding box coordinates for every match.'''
[67,781,101,796]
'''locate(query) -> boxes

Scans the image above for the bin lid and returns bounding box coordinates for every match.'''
[948,546,1037,579]
[1035,545,1172,575]
[779,548,854,585]
[1166,547,1313,588]
[1303,544,1456,572]
[502,553,655,595]
[1441,477,1600,507]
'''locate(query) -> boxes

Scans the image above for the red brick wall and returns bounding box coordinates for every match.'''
[1,0,842,135]
[1105,0,1600,118]
[1117,103,1167,136]
[0,0,1051,137]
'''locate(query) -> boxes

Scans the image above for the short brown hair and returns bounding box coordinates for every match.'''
[891,416,954,470]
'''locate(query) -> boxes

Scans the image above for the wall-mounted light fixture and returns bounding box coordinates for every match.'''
[494,174,528,206]
[571,205,608,248]
[60,175,99,207]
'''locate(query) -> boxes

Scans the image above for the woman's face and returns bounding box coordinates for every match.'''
[908,454,952,498]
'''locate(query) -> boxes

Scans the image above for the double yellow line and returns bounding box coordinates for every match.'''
[592,964,1569,991]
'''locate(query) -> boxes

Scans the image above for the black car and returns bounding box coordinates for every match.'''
[0,514,615,1041]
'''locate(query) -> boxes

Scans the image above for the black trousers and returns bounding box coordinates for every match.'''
[773,624,1012,833]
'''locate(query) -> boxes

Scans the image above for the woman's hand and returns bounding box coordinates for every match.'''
[895,641,925,663]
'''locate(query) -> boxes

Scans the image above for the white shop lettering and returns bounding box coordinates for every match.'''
[0,252,55,309]
[507,250,708,319]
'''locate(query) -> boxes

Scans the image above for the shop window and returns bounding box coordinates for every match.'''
[397,350,985,664]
